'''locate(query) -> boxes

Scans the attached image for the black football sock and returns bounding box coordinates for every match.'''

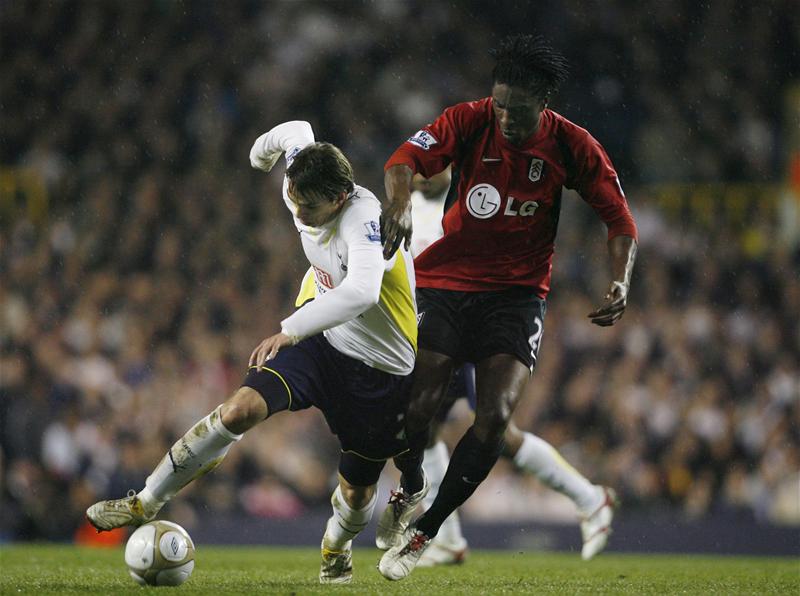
[415,427,503,538]
[393,426,428,495]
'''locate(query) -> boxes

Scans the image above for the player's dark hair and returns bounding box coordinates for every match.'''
[286,142,354,203]
[490,34,569,101]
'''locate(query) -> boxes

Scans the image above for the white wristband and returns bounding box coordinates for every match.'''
[280,325,301,345]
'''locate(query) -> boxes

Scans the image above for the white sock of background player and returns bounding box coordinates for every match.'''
[512,432,603,513]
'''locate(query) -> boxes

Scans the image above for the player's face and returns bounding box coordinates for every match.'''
[287,184,347,227]
[491,83,546,145]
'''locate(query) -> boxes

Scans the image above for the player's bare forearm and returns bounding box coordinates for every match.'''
[381,165,414,259]
[608,235,637,288]
[384,164,414,207]
[588,235,637,326]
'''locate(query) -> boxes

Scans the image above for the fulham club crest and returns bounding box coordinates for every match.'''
[528,158,544,182]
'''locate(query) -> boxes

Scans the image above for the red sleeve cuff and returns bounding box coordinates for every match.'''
[607,218,638,242]
[384,146,419,173]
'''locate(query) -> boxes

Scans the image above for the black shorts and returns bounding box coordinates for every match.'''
[416,286,546,371]
[241,334,412,465]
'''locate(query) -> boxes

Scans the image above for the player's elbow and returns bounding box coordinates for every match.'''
[357,285,382,310]
[285,120,313,139]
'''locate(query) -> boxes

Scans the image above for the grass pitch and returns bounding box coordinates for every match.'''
[0,544,797,595]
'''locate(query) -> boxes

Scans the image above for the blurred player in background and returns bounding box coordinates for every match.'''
[407,169,620,567]
[87,121,420,585]
[407,168,451,257]
[378,35,638,580]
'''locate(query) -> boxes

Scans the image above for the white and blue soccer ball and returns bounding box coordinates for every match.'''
[124,520,195,586]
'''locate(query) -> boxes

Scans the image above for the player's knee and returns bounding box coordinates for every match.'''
[474,422,507,446]
[502,423,524,456]
[474,402,513,444]
[220,387,268,434]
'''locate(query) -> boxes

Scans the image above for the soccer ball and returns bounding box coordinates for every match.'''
[124,520,195,586]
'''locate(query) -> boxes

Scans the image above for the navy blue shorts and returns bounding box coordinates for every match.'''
[241,334,412,466]
[417,286,546,371]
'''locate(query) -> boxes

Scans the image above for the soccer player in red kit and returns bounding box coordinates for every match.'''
[377,35,638,580]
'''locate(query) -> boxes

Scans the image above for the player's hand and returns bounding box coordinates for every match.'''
[249,332,294,367]
[380,201,412,259]
[588,281,629,326]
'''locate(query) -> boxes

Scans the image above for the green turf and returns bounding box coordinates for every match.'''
[0,545,797,595]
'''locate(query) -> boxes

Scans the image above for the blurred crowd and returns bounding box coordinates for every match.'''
[1,0,798,540]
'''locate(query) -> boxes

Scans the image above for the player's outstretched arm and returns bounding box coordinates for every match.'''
[588,235,637,327]
[381,164,414,259]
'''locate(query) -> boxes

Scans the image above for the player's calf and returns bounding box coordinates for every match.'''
[88,404,245,531]
[319,483,376,583]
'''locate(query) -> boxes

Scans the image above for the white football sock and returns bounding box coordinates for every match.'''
[138,405,242,515]
[323,485,377,550]
[423,441,467,548]
[513,432,602,513]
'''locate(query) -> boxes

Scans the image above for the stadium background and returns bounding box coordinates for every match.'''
[1,0,797,554]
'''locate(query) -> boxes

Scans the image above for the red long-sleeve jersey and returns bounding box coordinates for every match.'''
[386,98,638,297]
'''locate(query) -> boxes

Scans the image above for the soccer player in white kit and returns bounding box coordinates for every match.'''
[87,121,421,585]
[404,169,618,565]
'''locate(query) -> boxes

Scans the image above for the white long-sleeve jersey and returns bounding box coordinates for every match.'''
[250,121,417,375]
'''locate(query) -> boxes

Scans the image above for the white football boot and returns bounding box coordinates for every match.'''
[378,526,432,581]
[580,486,619,560]
[375,473,429,550]
[86,490,157,531]
[319,540,353,584]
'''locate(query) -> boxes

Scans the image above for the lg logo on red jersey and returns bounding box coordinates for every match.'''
[466,184,501,218]
[466,184,539,219]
